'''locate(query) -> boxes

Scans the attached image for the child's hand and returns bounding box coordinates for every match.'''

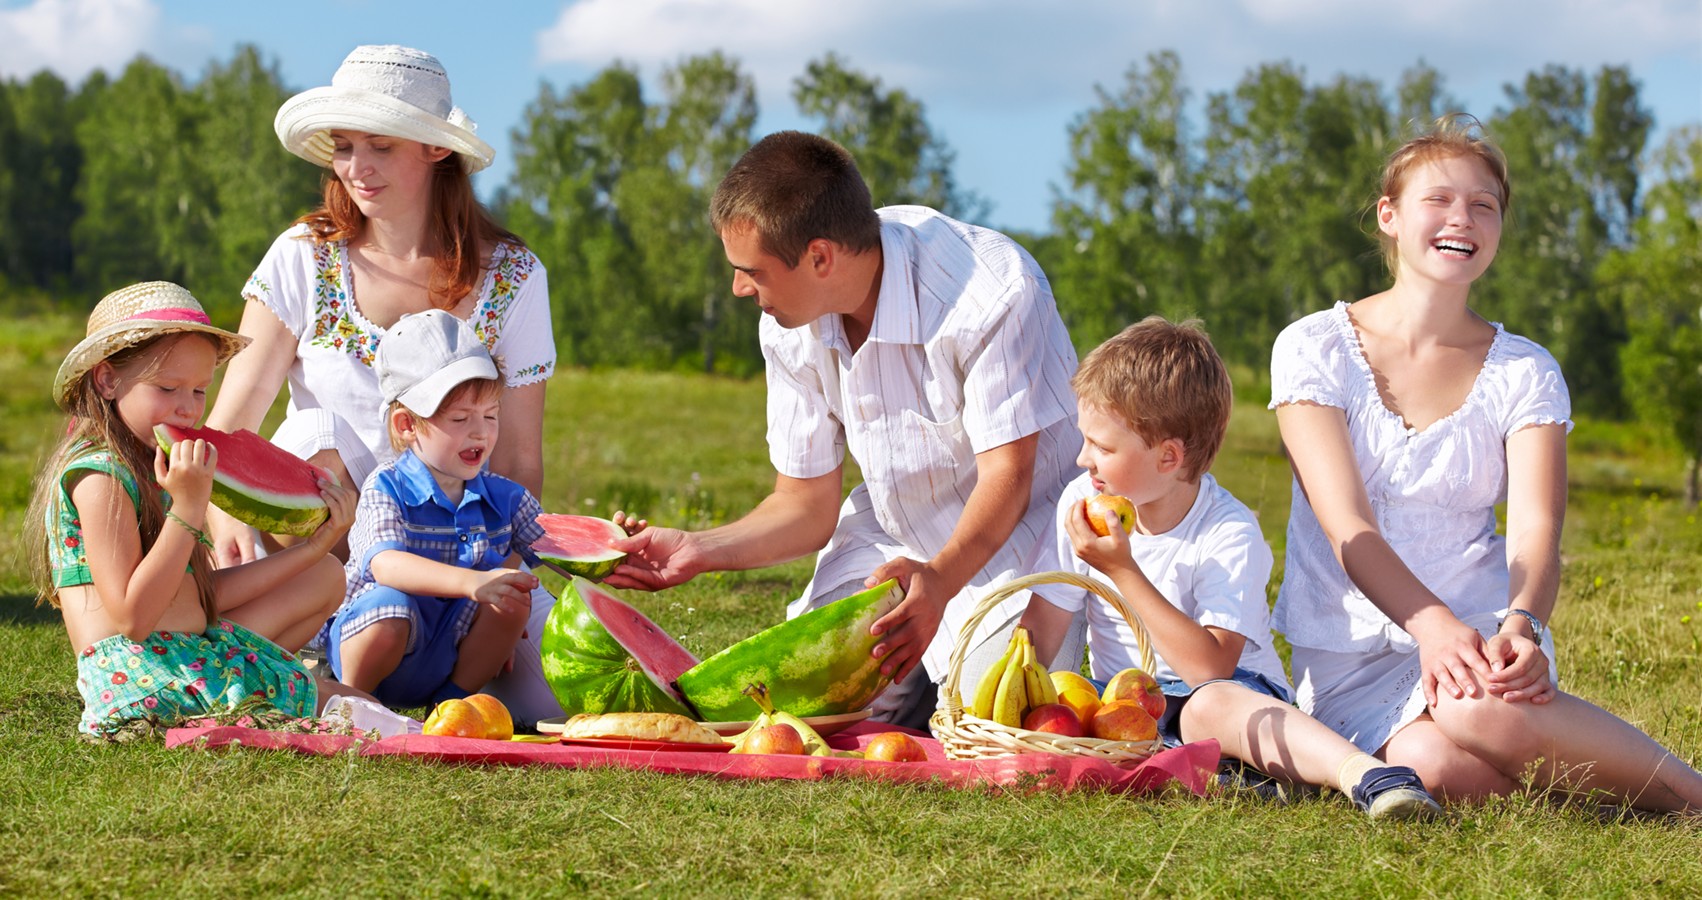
[305,476,357,554]
[1063,499,1137,577]
[468,568,540,611]
[1483,632,1555,704]
[612,510,648,536]
[154,438,216,510]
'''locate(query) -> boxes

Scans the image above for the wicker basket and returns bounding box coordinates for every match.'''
[928,570,1163,764]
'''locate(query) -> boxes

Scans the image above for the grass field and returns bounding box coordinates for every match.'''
[2,312,1699,897]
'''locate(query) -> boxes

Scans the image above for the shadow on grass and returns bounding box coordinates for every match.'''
[0,593,57,626]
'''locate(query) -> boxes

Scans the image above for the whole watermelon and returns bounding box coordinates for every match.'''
[540,576,698,717]
[675,579,904,721]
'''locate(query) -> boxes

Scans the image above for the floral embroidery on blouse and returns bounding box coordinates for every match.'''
[305,243,381,366]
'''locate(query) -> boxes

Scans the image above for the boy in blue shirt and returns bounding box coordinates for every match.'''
[322,309,544,708]
[1021,317,1440,819]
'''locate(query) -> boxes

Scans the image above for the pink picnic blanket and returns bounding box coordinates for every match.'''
[167,720,1218,795]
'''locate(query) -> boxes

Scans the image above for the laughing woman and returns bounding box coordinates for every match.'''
[201,45,561,724]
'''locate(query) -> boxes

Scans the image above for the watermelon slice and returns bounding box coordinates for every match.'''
[153,424,331,536]
[675,580,904,721]
[540,575,699,718]
[533,514,627,581]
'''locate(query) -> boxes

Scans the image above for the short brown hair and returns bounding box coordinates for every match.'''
[1072,316,1231,482]
[709,131,882,266]
[1375,112,1511,274]
[385,367,505,452]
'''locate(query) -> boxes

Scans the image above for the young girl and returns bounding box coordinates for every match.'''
[1270,114,1702,813]
[29,281,357,738]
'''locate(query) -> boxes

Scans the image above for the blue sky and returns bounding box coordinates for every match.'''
[4,0,1699,233]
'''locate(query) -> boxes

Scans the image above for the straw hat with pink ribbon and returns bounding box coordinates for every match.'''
[53,281,249,411]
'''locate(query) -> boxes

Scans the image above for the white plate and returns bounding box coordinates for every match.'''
[535,708,871,737]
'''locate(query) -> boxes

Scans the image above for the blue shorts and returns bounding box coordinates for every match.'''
[1094,668,1294,749]
[325,586,477,708]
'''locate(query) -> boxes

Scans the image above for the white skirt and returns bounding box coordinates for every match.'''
[1290,609,1560,754]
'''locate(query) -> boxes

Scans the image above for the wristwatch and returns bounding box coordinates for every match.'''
[1504,608,1545,645]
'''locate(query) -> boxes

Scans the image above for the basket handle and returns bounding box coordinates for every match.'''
[939,570,1156,712]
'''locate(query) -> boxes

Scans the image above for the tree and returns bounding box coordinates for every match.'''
[0,70,83,292]
[1611,128,1702,503]
[792,53,983,220]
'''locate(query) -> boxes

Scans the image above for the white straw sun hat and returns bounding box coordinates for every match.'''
[274,44,494,174]
[54,282,250,412]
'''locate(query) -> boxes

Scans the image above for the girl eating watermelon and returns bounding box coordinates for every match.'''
[28,281,359,738]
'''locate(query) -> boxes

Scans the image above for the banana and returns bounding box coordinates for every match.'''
[970,641,1016,719]
[989,642,1029,727]
[1024,633,1059,708]
[738,682,836,756]
[773,709,835,757]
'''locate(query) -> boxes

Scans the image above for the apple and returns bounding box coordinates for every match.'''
[864,731,928,762]
[422,698,488,738]
[746,723,806,755]
[1102,667,1167,720]
[1022,703,1084,737]
[463,694,513,740]
[1085,494,1136,537]
[1090,699,1159,742]
[1055,686,1101,729]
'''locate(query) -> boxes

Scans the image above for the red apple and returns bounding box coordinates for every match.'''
[463,694,513,740]
[1102,667,1166,720]
[746,723,806,755]
[1022,703,1085,737]
[864,732,927,762]
[1090,699,1159,742]
[1085,494,1136,537]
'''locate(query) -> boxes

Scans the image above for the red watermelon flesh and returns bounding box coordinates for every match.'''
[533,514,627,581]
[153,423,331,536]
[540,575,699,717]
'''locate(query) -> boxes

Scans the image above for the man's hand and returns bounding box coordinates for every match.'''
[866,557,957,684]
[603,526,706,591]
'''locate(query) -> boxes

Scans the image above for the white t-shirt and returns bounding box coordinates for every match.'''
[762,206,1082,679]
[1268,302,1572,654]
[1027,472,1288,688]
[242,225,555,479]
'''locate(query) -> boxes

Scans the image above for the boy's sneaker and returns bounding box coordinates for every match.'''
[1350,765,1442,820]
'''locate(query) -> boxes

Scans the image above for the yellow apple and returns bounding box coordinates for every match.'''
[1085,494,1136,537]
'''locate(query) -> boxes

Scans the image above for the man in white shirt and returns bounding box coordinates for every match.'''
[607,131,1082,727]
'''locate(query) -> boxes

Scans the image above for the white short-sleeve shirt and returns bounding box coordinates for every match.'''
[243,225,555,474]
[762,206,1083,678]
[1268,302,1573,654]
[1027,472,1288,688]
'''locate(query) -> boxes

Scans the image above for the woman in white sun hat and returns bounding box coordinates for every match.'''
[203,44,561,723]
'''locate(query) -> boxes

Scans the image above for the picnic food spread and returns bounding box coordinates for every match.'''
[970,624,1162,742]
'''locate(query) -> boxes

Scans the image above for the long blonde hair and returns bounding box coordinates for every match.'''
[27,334,219,624]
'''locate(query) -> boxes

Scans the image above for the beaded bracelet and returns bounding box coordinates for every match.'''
[1503,608,1545,646]
[166,510,215,550]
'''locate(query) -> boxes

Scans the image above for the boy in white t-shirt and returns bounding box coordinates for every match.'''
[1021,317,1439,820]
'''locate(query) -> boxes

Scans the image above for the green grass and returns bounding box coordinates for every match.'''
[2,314,1699,897]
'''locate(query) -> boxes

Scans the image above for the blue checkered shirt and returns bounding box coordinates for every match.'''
[342,449,545,606]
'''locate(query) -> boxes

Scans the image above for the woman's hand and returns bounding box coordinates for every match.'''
[155,438,216,514]
[205,505,260,566]
[1410,612,1496,707]
[1483,630,1555,704]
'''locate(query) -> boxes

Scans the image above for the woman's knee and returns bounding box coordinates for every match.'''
[1386,719,1518,801]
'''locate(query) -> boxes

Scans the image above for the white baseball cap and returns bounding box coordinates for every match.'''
[377,310,498,417]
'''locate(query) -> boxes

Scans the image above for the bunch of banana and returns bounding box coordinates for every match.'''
[968,626,1058,727]
[727,682,850,757]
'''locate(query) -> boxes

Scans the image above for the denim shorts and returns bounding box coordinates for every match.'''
[1094,667,1293,749]
[325,586,478,708]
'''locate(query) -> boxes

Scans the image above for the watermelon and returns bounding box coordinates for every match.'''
[540,575,699,717]
[532,514,627,581]
[153,424,330,536]
[675,579,904,721]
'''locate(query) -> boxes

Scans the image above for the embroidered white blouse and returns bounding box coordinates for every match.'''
[242,225,555,474]
[1268,302,1572,654]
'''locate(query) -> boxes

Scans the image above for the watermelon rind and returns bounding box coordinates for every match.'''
[675,579,904,721]
[153,424,329,536]
[533,515,626,582]
[540,576,697,718]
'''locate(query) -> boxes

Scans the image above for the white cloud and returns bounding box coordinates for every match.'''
[0,0,162,82]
